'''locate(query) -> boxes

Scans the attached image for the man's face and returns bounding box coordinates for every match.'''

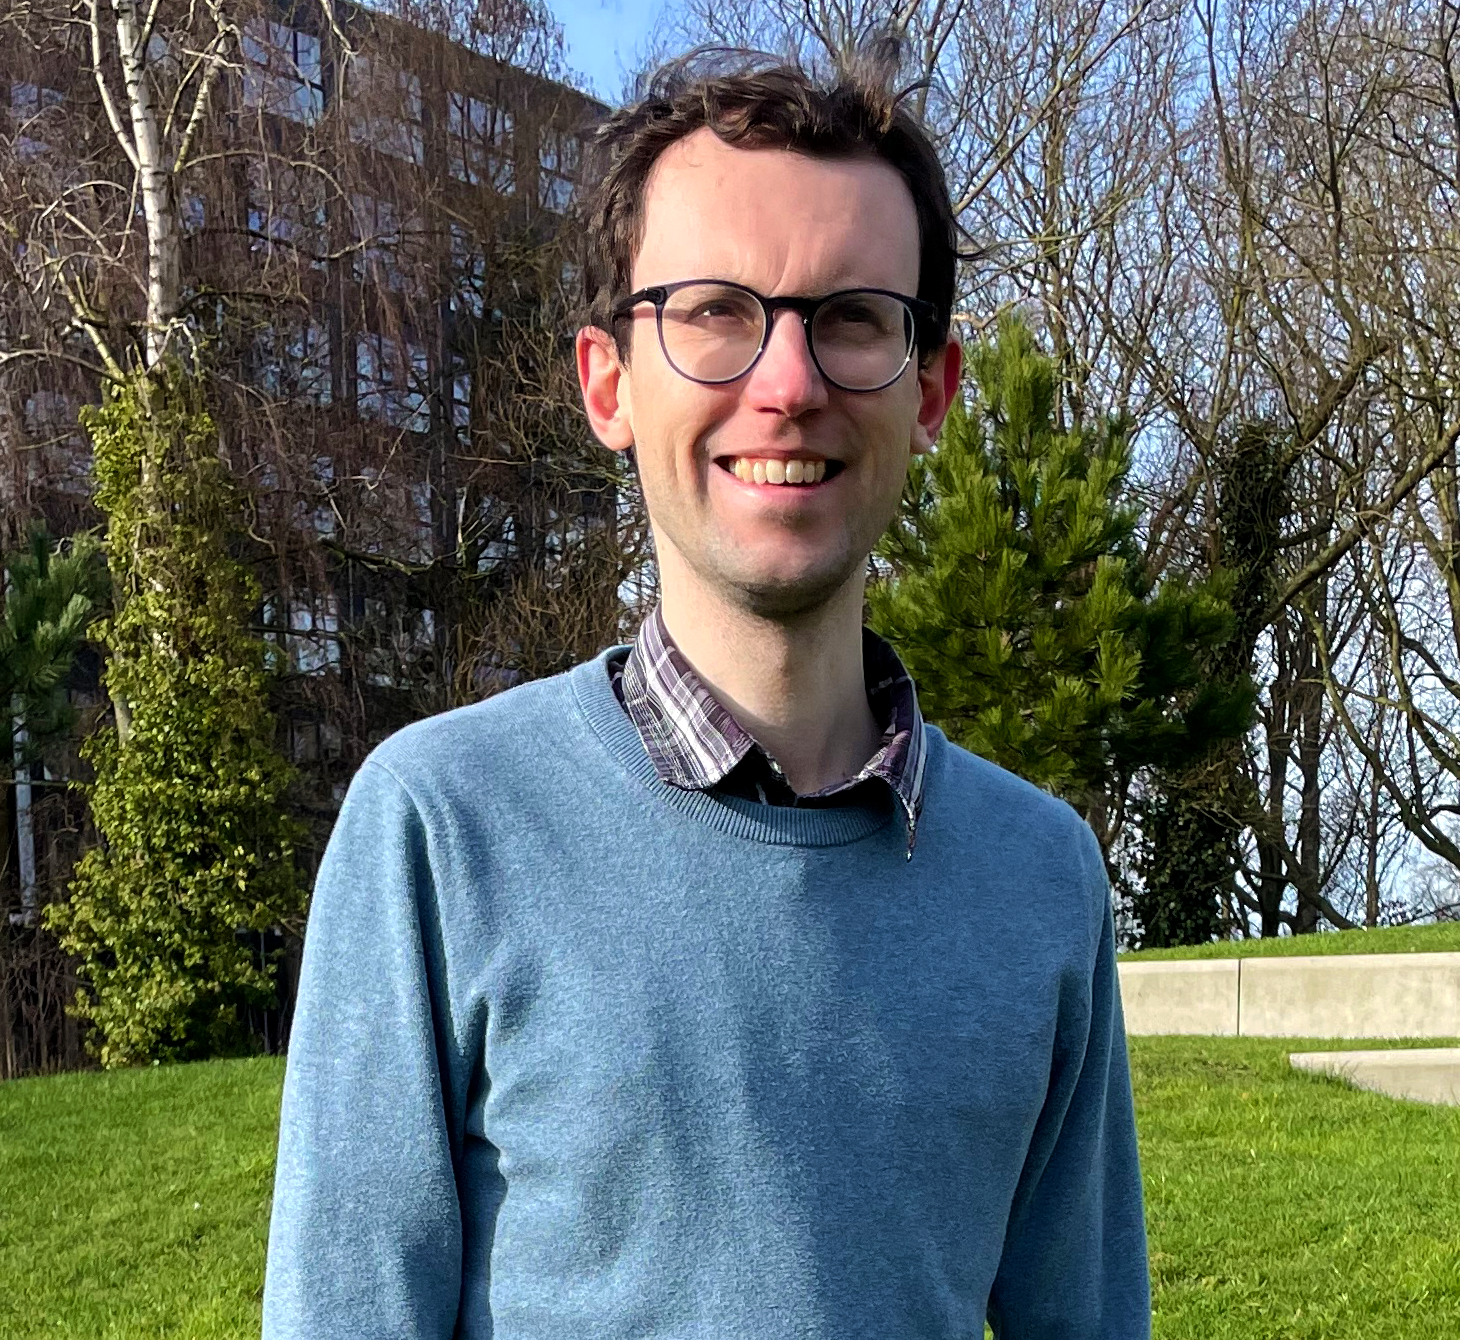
[578,128,960,620]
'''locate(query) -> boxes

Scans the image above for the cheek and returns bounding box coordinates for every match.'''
[628,361,718,435]
[865,402,918,484]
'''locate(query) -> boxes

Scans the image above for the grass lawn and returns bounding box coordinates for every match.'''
[1119,919,1460,962]
[3,1040,1459,1337]
[1132,1036,1460,1338]
[0,1056,283,1339]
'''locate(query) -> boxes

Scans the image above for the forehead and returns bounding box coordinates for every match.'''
[632,127,921,295]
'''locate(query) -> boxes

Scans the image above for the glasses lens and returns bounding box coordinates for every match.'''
[811,291,914,390]
[658,283,765,383]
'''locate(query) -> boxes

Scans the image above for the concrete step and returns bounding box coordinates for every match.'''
[1288,1048,1460,1105]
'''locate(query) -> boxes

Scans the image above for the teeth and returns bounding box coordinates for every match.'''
[726,458,828,485]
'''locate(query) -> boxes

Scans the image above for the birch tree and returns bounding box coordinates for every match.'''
[0,0,637,1068]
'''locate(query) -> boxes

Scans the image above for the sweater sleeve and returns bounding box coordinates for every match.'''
[985,824,1151,1339]
[263,760,464,1339]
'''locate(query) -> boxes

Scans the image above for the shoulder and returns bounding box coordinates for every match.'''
[359,656,600,803]
[924,725,1107,924]
[928,724,1089,843]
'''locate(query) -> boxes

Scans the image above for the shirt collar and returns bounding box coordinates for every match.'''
[618,604,927,859]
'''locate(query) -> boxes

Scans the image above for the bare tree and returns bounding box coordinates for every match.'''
[665,0,1460,935]
[0,0,638,1072]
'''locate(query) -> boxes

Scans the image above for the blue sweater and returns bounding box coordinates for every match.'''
[264,648,1150,1338]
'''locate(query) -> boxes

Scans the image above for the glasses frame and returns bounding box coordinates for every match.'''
[610,278,942,393]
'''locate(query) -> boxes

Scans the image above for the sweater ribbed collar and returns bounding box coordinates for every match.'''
[610,606,927,859]
[573,647,931,854]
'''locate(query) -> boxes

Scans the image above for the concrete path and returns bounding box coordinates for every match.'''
[1288,1048,1460,1105]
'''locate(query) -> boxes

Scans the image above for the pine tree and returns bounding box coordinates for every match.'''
[1,529,106,763]
[45,364,306,1066]
[1,529,107,918]
[869,317,1253,842]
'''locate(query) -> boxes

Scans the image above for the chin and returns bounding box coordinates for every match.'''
[720,557,861,621]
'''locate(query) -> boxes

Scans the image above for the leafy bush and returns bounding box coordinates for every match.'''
[46,365,305,1067]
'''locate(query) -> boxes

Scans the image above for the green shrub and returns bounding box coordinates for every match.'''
[46,364,305,1067]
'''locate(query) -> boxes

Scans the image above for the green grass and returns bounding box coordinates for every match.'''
[1132,1036,1460,1337]
[3,1041,1459,1337]
[0,1056,283,1339]
[1120,919,1460,962]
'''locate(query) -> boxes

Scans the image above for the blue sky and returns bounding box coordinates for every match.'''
[549,0,667,102]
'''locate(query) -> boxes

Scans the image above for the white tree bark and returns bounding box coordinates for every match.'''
[111,0,182,367]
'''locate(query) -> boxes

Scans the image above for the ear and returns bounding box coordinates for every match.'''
[576,326,635,452]
[910,338,963,456]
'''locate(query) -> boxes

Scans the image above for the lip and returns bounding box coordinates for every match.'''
[712,450,837,464]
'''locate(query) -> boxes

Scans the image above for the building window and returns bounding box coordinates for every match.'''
[449,223,486,318]
[360,599,436,685]
[9,82,62,117]
[285,596,341,676]
[350,193,396,281]
[241,21,324,124]
[447,89,513,189]
[256,319,332,404]
[9,81,63,160]
[451,374,471,431]
[350,193,417,291]
[410,481,435,555]
[559,258,582,304]
[480,512,516,570]
[539,173,573,213]
[356,332,429,433]
[537,129,579,212]
[347,56,423,164]
[307,501,337,538]
[249,164,326,262]
[181,192,205,234]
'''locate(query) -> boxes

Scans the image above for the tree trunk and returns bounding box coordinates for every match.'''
[1255,833,1288,937]
[114,1,181,367]
[1293,616,1324,934]
[1364,765,1382,928]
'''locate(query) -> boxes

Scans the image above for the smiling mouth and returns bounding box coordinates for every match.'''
[714,457,846,486]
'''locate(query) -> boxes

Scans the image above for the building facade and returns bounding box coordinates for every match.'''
[0,0,626,1074]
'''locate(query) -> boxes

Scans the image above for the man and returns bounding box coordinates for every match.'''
[264,45,1150,1340]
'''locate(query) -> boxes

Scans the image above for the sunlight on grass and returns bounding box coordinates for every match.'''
[1133,1036,1460,1338]
[3,1039,1458,1337]
[1,1057,283,1339]
[1119,920,1460,962]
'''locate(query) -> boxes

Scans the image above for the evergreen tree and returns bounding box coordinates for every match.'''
[1,529,107,914]
[1131,424,1289,946]
[869,317,1253,850]
[1,528,106,762]
[45,364,306,1067]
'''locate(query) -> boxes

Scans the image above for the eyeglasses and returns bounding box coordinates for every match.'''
[610,279,941,393]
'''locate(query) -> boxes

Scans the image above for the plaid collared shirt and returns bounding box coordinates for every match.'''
[607,604,928,860]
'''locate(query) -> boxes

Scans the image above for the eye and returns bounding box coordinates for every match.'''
[664,284,762,332]
[818,293,902,342]
[692,299,749,322]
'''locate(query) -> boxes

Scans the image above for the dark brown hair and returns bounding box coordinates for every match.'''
[580,38,958,358]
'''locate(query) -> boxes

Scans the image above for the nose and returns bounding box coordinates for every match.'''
[744,309,829,416]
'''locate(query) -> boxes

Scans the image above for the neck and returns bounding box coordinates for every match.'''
[658,567,882,796]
